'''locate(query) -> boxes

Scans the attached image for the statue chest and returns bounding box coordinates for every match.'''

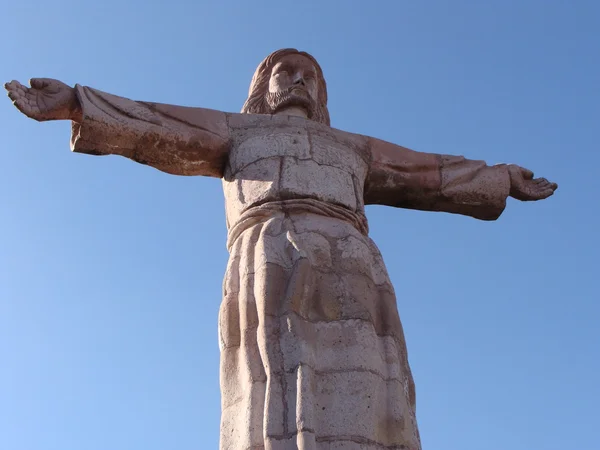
[222,123,369,226]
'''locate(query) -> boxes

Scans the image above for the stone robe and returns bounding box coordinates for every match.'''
[70,85,511,450]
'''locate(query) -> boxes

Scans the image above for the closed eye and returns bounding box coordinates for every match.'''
[275,64,293,75]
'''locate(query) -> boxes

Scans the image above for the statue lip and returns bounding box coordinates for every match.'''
[290,87,310,99]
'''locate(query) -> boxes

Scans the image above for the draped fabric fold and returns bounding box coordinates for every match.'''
[219,199,421,450]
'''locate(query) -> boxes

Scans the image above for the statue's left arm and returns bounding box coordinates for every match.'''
[364,137,557,220]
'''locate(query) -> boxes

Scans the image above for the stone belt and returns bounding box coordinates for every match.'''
[226,198,369,251]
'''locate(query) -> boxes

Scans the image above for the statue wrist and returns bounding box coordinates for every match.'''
[69,94,83,122]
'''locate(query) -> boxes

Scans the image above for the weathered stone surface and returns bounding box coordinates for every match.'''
[5,48,558,450]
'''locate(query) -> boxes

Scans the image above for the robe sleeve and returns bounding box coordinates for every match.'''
[364,138,511,221]
[70,85,231,177]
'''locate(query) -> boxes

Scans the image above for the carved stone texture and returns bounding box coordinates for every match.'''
[5,48,557,450]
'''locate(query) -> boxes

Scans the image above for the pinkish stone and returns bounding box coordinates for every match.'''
[5,48,557,450]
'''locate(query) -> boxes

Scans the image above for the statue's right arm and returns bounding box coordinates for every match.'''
[71,85,233,177]
[5,79,232,177]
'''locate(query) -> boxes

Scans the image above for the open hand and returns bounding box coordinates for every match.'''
[5,78,81,122]
[509,165,558,201]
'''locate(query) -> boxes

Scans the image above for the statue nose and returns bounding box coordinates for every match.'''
[293,75,306,86]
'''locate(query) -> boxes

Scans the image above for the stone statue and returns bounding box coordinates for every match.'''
[5,49,557,450]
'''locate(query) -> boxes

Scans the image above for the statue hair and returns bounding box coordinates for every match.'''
[241,48,330,126]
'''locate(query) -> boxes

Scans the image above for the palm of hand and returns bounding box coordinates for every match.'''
[4,78,77,121]
[509,165,558,201]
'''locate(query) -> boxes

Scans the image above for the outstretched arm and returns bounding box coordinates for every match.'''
[364,137,557,220]
[5,78,231,177]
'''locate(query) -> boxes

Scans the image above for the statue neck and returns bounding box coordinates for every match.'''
[274,106,308,120]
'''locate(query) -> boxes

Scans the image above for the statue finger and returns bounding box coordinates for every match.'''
[13,99,31,115]
[534,180,551,190]
[29,78,48,89]
[14,84,27,98]
[538,188,555,199]
[533,184,551,194]
[17,82,28,96]
[4,80,23,91]
[7,89,20,102]
[543,189,555,198]
[5,82,22,98]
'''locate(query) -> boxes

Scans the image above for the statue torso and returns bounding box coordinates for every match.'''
[222,115,370,229]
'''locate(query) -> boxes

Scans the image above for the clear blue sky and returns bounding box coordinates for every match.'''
[1,1,598,449]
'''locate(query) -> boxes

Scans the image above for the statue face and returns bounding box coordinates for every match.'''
[266,54,319,116]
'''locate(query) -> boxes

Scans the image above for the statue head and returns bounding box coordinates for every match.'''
[241,49,330,126]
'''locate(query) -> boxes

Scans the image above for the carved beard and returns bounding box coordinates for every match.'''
[265,87,317,118]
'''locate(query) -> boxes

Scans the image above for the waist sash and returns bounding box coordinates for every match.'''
[227,199,369,251]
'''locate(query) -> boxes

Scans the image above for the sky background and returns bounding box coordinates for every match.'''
[1,1,598,449]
